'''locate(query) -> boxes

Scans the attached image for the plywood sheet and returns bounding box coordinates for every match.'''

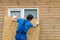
[2,16,17,40]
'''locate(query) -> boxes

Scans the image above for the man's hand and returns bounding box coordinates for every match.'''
[12,16,17,22]
[33,21,40,28]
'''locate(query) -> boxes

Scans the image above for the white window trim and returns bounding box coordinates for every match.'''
[8,8,39,21]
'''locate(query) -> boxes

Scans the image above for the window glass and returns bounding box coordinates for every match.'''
[24,9,37,19]
[10,11,21,18]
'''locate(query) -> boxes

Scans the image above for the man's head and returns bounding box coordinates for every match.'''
[27,14,33,21]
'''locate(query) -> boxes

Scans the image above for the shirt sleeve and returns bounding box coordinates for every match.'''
[22,22,33,33]
[30,23,33,27]
[17,19,20,22]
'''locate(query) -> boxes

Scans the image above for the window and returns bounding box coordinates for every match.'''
[8,8,39,20]
[24,9,37,19]
[11,11,20,18]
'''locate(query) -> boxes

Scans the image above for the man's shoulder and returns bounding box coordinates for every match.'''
[26,21,33,25]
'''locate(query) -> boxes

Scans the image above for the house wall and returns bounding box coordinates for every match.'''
[0,0,60,40]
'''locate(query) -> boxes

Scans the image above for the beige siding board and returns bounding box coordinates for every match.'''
[37,3,48,5]
[40,8,48,11]
[1,3,17,6]
[1,0,40,3]
[1,0,56,3]
[39,5,49,8]
[49,8,60,10]
[40,0,50,3]
[2,0,17,3]
[41,15,60,18]
[0,3,49,8]
[50,2,60,4]
[50,0,60,3]
[0,19,4,22]
[49,4,60,8]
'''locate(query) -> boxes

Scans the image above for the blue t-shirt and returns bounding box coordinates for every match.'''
[16,18,33,39]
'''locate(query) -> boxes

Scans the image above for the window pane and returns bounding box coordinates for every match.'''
[24,9,37,19]
[10,11,21,18]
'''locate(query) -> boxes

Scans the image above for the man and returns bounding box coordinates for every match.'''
[12,14,39,40]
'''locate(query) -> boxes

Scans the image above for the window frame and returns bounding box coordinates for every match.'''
[8,8,39,21]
